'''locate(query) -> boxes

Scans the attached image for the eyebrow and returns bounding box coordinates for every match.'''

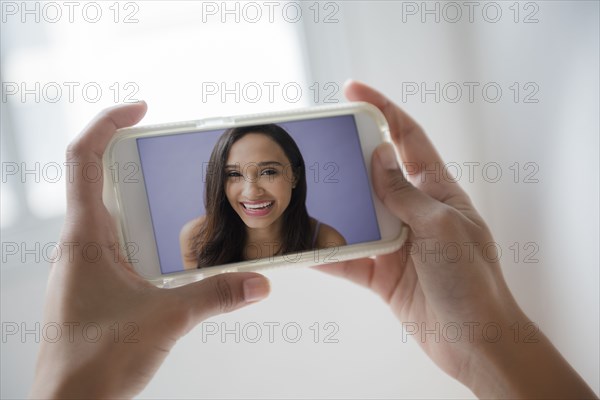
[225,161,284,169]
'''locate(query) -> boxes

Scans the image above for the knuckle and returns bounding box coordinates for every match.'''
[387,171,412,195]
[97,107,124,130]
[211,278,236,313]
[98,108,116,125]
[423,206,460,233]
[65,139,84,161]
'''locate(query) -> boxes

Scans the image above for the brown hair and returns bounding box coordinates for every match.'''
[190,124,311,268]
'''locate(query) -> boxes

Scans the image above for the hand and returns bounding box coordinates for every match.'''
[318,81,597,399]
[30,102,271,399]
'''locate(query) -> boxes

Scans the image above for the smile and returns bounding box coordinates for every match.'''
[241,201,274,210]
[240,201,275,216]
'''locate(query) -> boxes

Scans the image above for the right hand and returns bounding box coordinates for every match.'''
[318,81,597,399]
[319,80,520,379]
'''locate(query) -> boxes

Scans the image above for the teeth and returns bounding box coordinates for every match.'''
[244,201,273,210]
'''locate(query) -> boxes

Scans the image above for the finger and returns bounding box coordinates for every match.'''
[344,80,467,203]
[172,272,270,324]
[315,254,410,305]
[314,257,375,289]
[372,142,441,235]
[66,102,147,211]
[344,79,439,169]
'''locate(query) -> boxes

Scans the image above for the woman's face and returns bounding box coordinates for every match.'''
[224,133,296,230]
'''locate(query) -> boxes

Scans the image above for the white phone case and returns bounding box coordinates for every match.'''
[103,102,408,288]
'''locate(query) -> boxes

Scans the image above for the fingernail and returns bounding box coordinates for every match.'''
[377,142,399,170]
[243,277,270,302]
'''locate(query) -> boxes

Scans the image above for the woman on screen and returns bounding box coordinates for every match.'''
[180,124,346,269]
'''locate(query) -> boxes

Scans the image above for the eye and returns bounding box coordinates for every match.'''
[261,169,278,176]
[226,171,242,178]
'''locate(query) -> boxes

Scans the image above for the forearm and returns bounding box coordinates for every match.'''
[31,369,116,399]
[30,348,124,399]
[465,313,597,399]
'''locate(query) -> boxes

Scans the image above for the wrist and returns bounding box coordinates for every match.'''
[31,368,113,400]
[462,308,597,399]
[461,307,538,397]
[30,348,121,399]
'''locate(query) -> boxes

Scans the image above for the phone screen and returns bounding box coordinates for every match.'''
[137,114,381,274]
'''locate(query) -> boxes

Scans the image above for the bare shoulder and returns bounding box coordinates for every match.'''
[180,215,206,270]
[316,221,347,248]
[180,215,206,241]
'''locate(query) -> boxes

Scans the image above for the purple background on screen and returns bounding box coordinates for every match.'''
[137,114,380,274]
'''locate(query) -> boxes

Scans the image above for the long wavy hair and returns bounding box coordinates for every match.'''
[190,124,312,268]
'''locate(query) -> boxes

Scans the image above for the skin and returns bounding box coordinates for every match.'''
[29,102,271,399]
[316,80,598,399]
[30,82,598,399]
[180,133,346,270]
[226,133,295,232]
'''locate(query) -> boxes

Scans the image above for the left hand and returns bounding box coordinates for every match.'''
[30,102,271,399]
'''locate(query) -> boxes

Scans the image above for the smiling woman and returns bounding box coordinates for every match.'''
[179,124,346,270]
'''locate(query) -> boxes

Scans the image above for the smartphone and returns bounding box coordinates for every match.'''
[103,102,408,288]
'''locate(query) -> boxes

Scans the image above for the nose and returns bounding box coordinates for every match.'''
[241,175,264,198]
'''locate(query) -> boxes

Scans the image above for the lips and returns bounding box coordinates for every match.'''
[240,200,274,217]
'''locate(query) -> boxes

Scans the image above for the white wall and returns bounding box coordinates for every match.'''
[300,0,599,395]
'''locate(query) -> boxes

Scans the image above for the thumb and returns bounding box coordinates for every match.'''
[372,142,440,233]
[172,272,270,324]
